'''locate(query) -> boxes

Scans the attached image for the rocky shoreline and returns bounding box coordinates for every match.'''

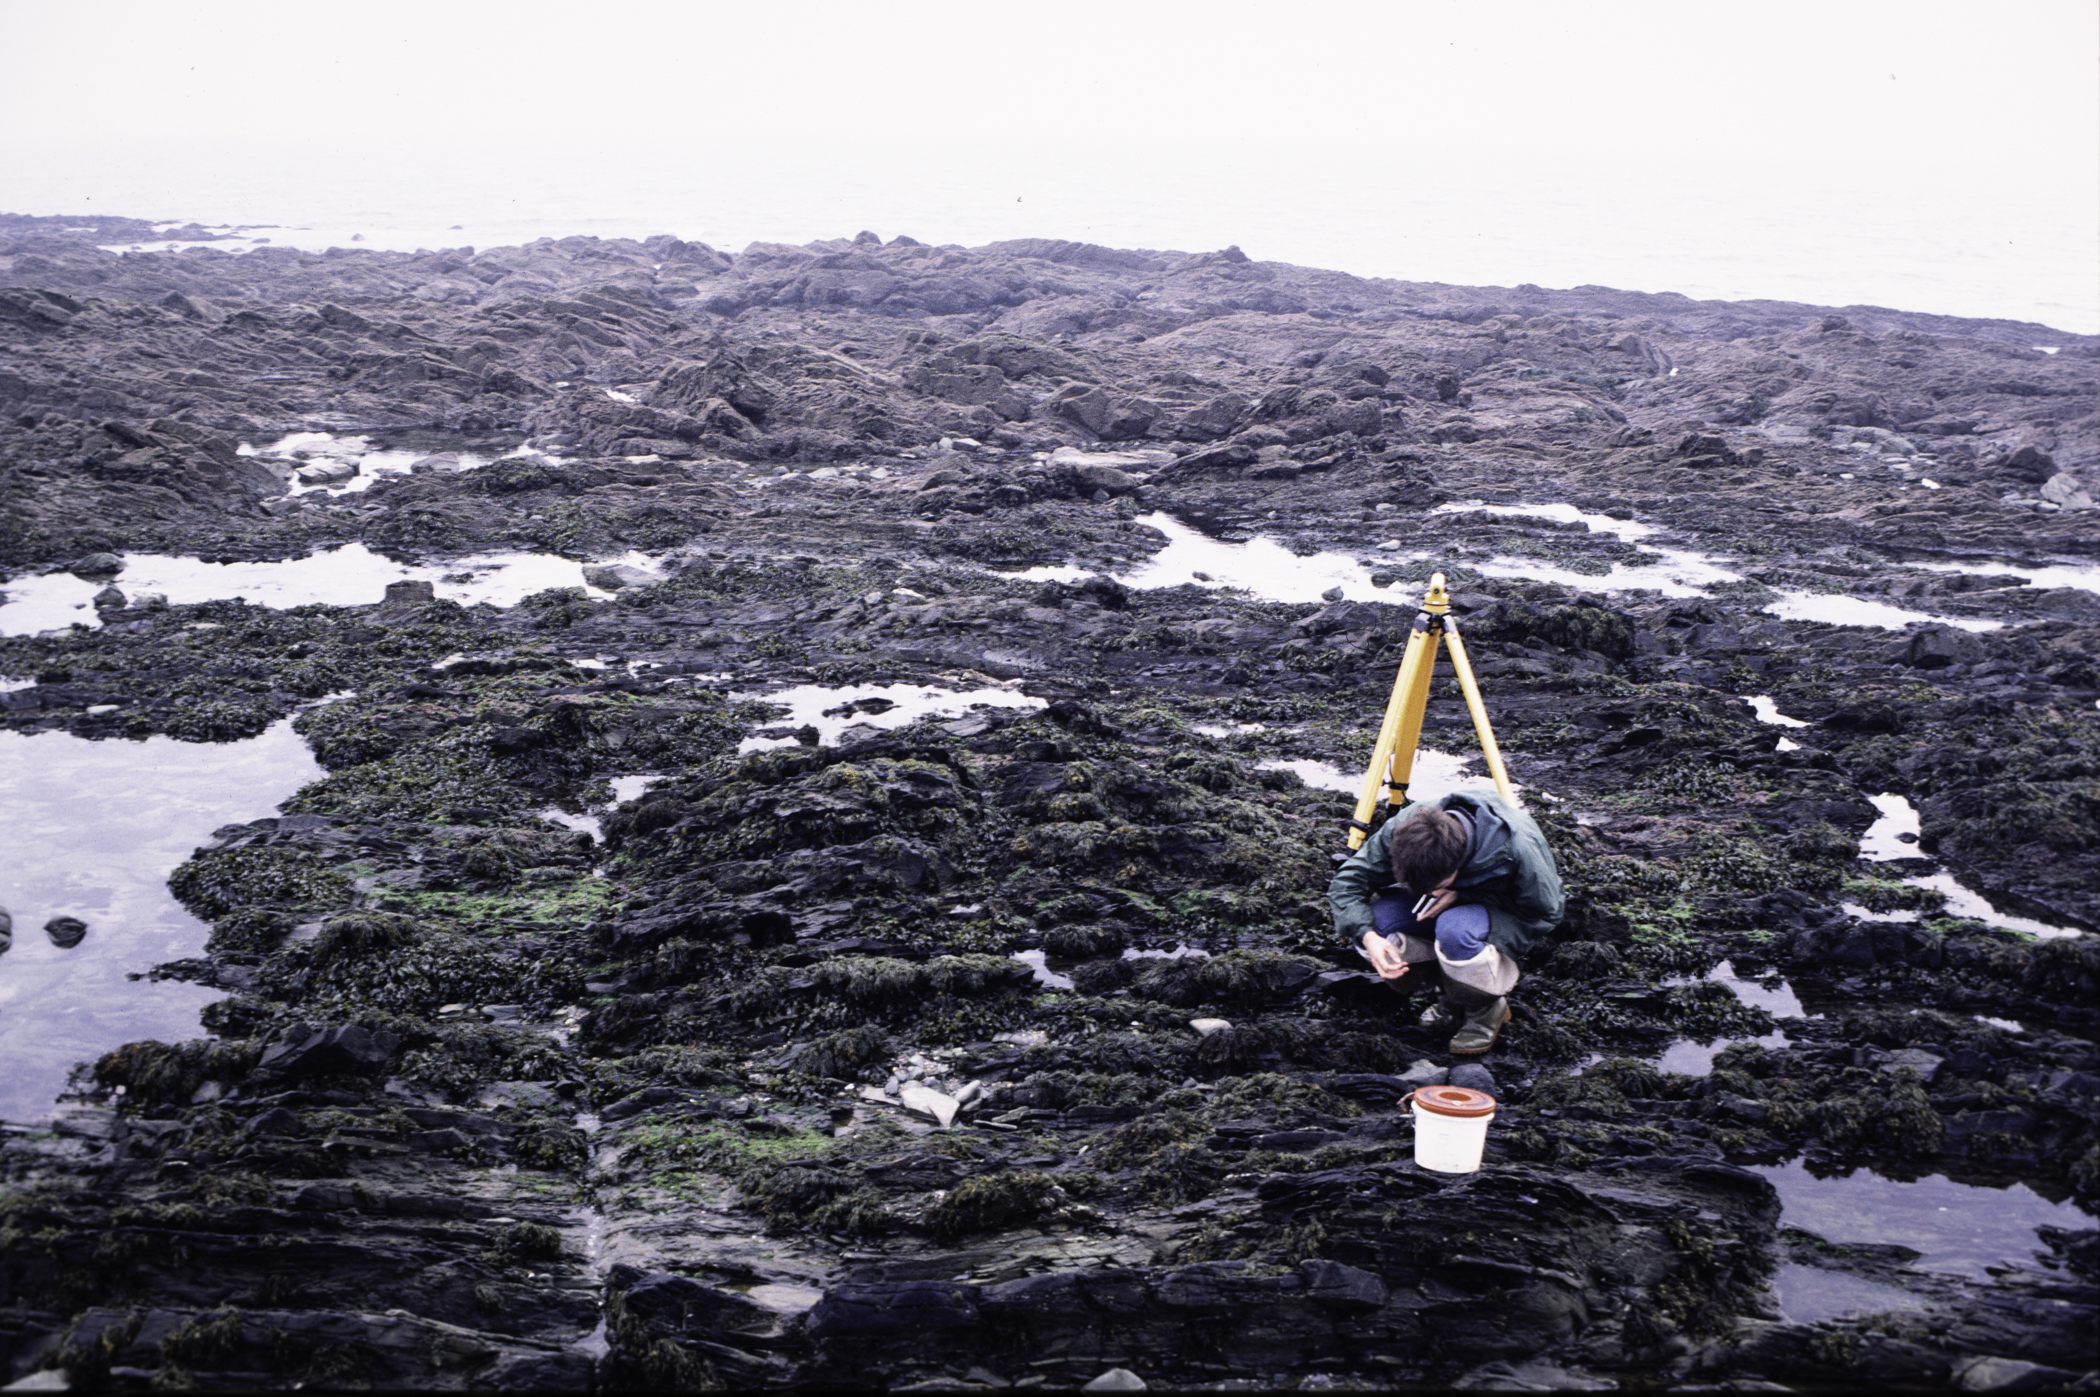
[1,213,2095,1390]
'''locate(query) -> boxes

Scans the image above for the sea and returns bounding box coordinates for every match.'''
[3,142,2094,335]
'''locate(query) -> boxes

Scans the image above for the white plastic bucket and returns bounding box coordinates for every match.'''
[1409,1085,1496,1173]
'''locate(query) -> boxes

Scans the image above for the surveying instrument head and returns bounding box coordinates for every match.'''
[1345,571,1517,851]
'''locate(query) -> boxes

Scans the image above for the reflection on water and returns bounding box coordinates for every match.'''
[733,682,1046,753]
[1913,556,2100,598]
[240,431,497,496]
[1257,750,1515,806]
[1753,1156,2093,1280]
[1658,1030,1790,1077]
[0,719,324,1123]
[0,545,628,636]
[1659,958,1804,1074]
[1083,510,2007,633]
[1770,1263,1927,1324]
[1860,794,2084,939]
[1117,513,1395,604]
[1011,949,1074,990]
[1766,591,2003,634]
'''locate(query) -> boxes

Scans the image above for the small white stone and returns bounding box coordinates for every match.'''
[1190,1018,1232,1037]
[900,1084,960,1127]
[1082,1369,1148,1392]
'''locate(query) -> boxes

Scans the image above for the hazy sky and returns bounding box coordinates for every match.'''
[1,1,2095,327]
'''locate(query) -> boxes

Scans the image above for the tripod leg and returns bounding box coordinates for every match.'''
[1349,619,1433,850]
[1387,628,1441,806]
[1442,619,1517,804]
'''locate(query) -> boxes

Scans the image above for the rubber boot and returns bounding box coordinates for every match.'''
[1445,983,1512,1056]
[1416,988,1457,1033]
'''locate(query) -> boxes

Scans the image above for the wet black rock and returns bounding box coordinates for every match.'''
[254,1022,401,1079]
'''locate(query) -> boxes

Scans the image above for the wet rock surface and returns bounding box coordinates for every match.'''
[0,215,2094,1390]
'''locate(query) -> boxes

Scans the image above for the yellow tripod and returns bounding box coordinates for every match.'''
[1345,572,1517,851]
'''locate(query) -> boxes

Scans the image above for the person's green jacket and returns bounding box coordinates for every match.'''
[1328,790,1564,960]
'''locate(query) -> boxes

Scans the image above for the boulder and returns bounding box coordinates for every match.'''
[382,579,436,607]
[805,1281,981,1339]
[69,552,123,577]
[1449,1063,1498,1096]
[1900,624,1986,669]
[256,1022,402,1079]
[1298,1259,1388,1312]
[295,458,357,485]
[2039,472,2095,509]
[612,1269,775,1338]
[91,586,126,610]
[1996,444,2056,483]
[584,563,662,591]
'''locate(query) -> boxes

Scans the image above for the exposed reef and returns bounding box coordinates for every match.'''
[0,214,2094,1391]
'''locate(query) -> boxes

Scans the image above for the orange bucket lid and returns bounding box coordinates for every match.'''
[1411,1085,1497,1118]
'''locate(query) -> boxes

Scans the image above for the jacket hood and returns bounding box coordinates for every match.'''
[1443,792,1518,887]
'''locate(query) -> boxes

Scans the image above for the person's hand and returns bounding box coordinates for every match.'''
[1362,932,1409,981]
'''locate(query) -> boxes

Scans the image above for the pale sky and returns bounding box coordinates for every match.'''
[2,1,2095,328]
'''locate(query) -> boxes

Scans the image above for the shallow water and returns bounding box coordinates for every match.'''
[1769,1263,1927,1324]
[1427,501,1659,544]
[1657,1029,1790,1077]
[1254,749,1509,806]
[1912,556,2100,598]
[732,682,1046,753]
[239,431,496,496]
[1117,513,1397,604]
[1011,948,1074,990]
[1753,1157,2094,1280]
[0,718,323,1123]
[1765,591,2003,634]
[0,544,631,636]
[1745,695,1810,728]
[1707,959,1807,1018]
[1098,512,2002,633]
[1859,794,2084,939]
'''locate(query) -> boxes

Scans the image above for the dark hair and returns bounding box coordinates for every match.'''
[1389,809,1468,896]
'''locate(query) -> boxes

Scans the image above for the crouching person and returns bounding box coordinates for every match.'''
[1327,790,1563,1055]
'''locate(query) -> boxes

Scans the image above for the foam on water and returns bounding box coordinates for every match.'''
[0,545,620,636]
[733,682,1046,753]
[0,718,324,1123]
[1752,1157,2093,1280]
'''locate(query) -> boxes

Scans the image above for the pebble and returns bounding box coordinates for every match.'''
[1449,1063,1498,1096]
